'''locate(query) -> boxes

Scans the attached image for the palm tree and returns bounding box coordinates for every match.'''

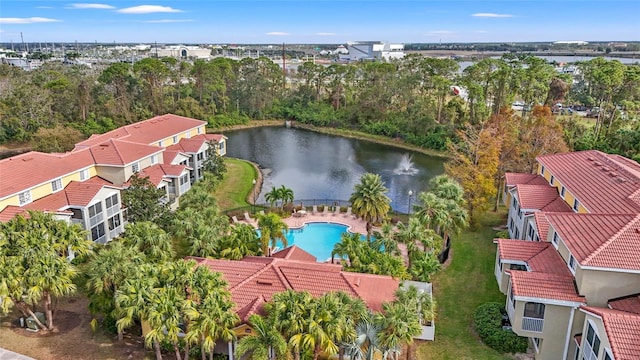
[256,212,289,256]
[264,186,280,209]
[86,241,145,341]
[372,222,399,255]
[266,290,313,360]
[331,232,363,265]
[344,319,382,360]
[121,221,175,262]
[220,223,261,259]
[279,185,294,210]
[349,173,391,242]
[375,302,422,360]
[413,192,447,232]
[235,315,287,360]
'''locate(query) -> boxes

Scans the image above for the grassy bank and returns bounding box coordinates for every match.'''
[417,210,510,360]
[213,157,259,211]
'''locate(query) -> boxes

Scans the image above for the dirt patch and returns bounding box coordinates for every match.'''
[0,296,155,360]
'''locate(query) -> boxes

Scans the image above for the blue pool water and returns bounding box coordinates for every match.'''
[275,222,351,261]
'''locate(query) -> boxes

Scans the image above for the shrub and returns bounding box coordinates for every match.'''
[473,302,529,354]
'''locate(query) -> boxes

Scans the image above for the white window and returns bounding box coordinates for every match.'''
[18,190,32,205]
[197,127,202,134]
[568,255,577,274]
[550,175,555,185]
[105,193,119,210]
[80,169,89,181]
[533,337,541,353]
[51,178,63,192]
[150,154,158,165]
[185,131,191,139]
[541,166,545,176]
[560,186,566,198]
[91,223,106,242]
[107,214,121,231]
[603,350,613,360]
[173,135,178,144]
[158,141,162,147]
[180,174,189,185]
[583,322,601,360]
[573,199,580,212]
[88,202,103,218]
[552,232,559,247]
[131,162,139,173]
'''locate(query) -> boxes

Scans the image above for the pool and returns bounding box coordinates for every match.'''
[274,222,353,262]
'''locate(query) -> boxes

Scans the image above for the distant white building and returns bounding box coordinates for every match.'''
[155,45,212,59]
[553,40,589,45]
[339,41,405,62]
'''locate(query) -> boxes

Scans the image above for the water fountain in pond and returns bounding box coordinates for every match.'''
[394,154,419,175]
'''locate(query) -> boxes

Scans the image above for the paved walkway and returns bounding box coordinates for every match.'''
[0,348,35,360]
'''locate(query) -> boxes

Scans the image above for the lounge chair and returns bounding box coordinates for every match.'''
[244,212,254,222]
[312,205,318,215]
[333,206,341,216]
[231,216,239,224]
[344,207,352,217]
[322,206,329,216]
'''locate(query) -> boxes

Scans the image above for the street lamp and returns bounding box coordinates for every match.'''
[408,190,413,215]
[252,179,257,212]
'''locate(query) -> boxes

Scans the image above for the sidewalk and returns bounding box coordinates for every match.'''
[0,348,34,360]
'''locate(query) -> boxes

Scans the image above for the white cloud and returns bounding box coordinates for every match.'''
[68,3,115,9]
[0,17,61,24]
[266,32,290,36]
[145,19,194,23]
[117,5,182,14]
[316,32,336,36]
[472,13,513,18]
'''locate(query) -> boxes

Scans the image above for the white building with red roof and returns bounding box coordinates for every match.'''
[495,150,640,360]
[0,114,226,245]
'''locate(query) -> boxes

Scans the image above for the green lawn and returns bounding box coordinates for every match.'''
[417,210,511,360]
[213,158,258,211]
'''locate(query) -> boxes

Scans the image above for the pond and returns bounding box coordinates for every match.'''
[225,126,446,213]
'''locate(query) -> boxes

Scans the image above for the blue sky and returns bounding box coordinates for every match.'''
[0,1,638,44]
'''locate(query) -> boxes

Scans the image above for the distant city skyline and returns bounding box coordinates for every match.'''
[0,1,638,44]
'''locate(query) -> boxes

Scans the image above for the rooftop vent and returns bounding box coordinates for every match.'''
[609,172,619,177]
[22,158,33,162]
[601,167,611,172]
[594,161,602,166]
[587,157,595,161]
[256,280,273,286]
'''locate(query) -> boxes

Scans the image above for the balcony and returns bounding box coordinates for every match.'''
[522,317,544,332]
[507,297,515,322]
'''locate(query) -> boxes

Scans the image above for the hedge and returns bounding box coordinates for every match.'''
[473,302,529,354]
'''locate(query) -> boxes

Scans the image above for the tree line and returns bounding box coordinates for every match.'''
[1,55,638,159]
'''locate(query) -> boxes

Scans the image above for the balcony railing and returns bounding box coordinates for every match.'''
[522,317,544,332]
[94,235,107,245]
[179,183,190,194]
[507,298,515,322]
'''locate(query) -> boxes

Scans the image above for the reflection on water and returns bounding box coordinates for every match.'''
[225,127,446,212]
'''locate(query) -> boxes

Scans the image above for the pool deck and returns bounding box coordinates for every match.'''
[240,212,369,235]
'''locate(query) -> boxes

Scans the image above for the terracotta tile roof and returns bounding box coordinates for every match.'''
[63,179,119,207]
[546,213,640,271]
[516,184,572,212]
[0,150,94,199]
[0,176,120,222]
[581,306,640,360]
[496,239,571,276]
[159,164,188,177]
[162,150,182,165]
[505,173,549,186]
[0,206,29,222]
[609,294,640,315]
[190,248,399,323]
[271,245,318,262]
[89,139,161,166]
[533,212,550,241]
[136,165,170,187]
[74,114,206,148]
[510,270,585,303]
[174,136,208,153]
[537,150,640,214]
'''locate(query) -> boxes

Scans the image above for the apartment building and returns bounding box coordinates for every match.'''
[0,114,227,244]
[495,150,640,360]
